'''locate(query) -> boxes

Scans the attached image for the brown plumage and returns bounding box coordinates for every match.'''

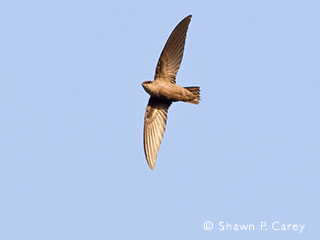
[142,15,200,170]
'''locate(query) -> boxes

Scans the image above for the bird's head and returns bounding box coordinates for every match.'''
[142,81,153,92]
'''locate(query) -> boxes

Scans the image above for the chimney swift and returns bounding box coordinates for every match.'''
[142,15,200,170]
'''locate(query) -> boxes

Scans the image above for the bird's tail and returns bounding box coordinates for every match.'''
[184,86,200,104]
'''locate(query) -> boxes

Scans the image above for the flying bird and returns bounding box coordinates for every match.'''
[142,15,200,170]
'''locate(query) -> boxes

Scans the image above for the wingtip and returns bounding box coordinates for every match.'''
[185,15,192,21]
[148,163,155,171]
[146,156,156,171]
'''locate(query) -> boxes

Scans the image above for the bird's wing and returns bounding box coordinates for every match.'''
[143,97,171,170]
[154,15,192,84]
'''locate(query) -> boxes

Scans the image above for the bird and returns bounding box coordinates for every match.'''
[142,15,200,170]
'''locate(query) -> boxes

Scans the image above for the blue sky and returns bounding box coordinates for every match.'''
[0,0,319,239]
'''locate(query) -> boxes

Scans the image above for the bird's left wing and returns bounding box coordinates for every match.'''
[143,97,171,170]
[154,15,192,84]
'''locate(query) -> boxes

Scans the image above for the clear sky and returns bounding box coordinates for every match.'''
[0,0,319,239]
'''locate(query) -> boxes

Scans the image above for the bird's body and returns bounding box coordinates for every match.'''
[142,80,198,103]
[142,15,200,170]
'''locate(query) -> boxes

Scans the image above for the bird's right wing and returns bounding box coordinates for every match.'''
[143,97,171,170]
[154,15,192,84]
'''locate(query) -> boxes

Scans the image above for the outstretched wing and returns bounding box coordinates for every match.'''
[154,15,192,84]
[143,97,171,170]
